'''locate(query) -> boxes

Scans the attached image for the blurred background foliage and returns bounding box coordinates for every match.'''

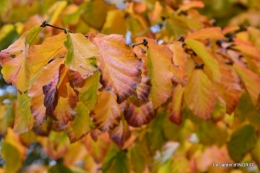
[0,0,260,172]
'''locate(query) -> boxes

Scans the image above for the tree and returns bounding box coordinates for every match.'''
[0,0,260,172]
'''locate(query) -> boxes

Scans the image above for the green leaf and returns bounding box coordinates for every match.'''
[66,102,94,143]
[25,26,41,45]
[251,136,260,168]
[13,92,34,134]
[185,39,221,81]
[102,148,129,173]
[49,164,73,173]
[130,144,146,173]
[227,125,257,162]
[75,70,100,111]
[1,142,22,173]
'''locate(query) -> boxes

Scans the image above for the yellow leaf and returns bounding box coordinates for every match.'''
[184,70,216,119]
[186,27,225,40]
[169,84,184,125]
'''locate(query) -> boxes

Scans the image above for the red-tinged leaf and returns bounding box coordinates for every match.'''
[223,26,240,35]
[64,33,98,79]
[66,102,94,143]
[68,70,84,88]
[13,93,35,134]
[75,71,101,111]
[177,1,204,12]
[28,33,67,76]
[28,58,64,124]
[185,39,221,81]
[138,37,186,108]
[124,100,155,127]
[168,41,187,73]
[184,69,216,119]
[233,63,260,106]
[53,83,77,130]
[109,119,131,149]
[169,84,184,125]
[92,90,121,131]
[213,63,241,114]
[133,46,150,101]
[233,38,260,61]
[43,73,59,120]
[0,26,41,92]
[186,27,225,40]
[93,34,141,103]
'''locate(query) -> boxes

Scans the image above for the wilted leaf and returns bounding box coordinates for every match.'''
[66,102,94,143]
[233,63,260,106]
[93,34,141,103]
[184,69,216,119]
[13,93,34,134]
[109,119,130,149]
[102,148,129,173]
[75,71,101,111]
[227,125,257,162]
[64,33,98,79]
[29,58,64,124]
[93,90,121,131]
[169,84,184,125]
[185,39,221,81]
[124,100,155,127]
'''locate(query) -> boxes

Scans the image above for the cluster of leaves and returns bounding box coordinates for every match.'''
[0,0,260,172]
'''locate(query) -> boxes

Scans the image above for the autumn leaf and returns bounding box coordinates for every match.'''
[64,33,98,79]
[141,37,186,108]
[169,84,184,125]
[185,39,221,81]
[0,26,41,92]
[66,102,94,143]
[28,58,64,124]
[28,33,67,78]
[233,38,260,61]
[13,93,34,134]
[93,34,141,103]
[233,63,260,106]
[109,119,131,149]
[75,71,101,111]
[124,100,155,127]
[53,83,78,130]
[186,27,225,40]
[184,69,216,119]
[177,1,204,13]
[92,90,121,131]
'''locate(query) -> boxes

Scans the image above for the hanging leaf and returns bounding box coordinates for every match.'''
[185,39,221,81]
[184,69,216,119]
[227,125,257,162]
[92,90,121,131]
[66,102,94,143]
[124,100,155,127]
[169,84,184,125]
[64,33,98,79]
[0,26,41,92]
[186,27,225,40]
[168,41,187,73]
[13,93,34,134]
[109,119,131,149]
[75,71,101,111]
[29,58,64,124]
[93,34,141,103]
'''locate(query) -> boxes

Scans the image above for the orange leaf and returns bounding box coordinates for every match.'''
[28,58,64,124]
[233,38,260,61]
[109,119,131,149]
[186,27,225,40]
[177,1,204,12]
[93,34,142,103]
[169,84,184,125]
[233,64,260,106]
[93,90,121,131]
[168,41,187,73]
[184,70,216,119]
[137,37,186,108]
[124,100,155,127]
[53,83,78,130]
